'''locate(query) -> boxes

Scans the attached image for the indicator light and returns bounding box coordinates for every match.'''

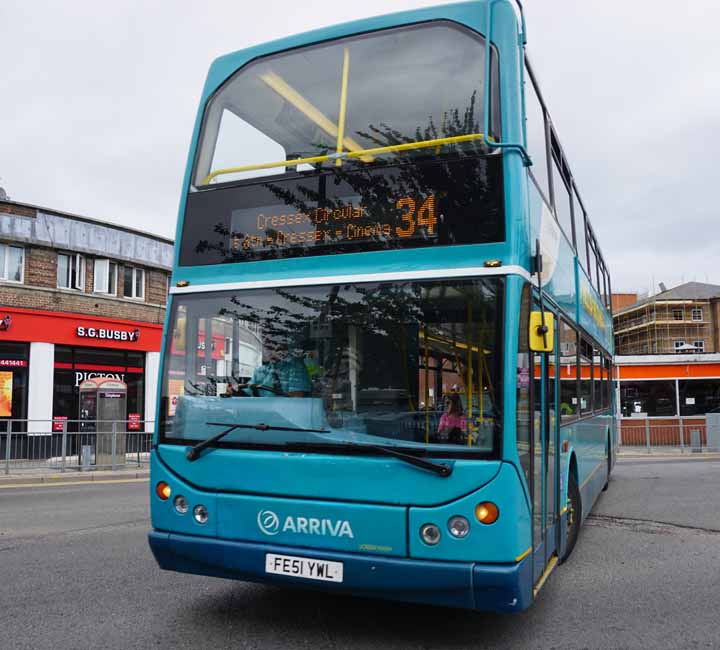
[475,502,499,524]
[155,482,171,500]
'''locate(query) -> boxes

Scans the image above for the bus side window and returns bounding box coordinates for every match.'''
[551,152,574,248]
[559,319,577,421]
[524,65,550,204]
[573,187,589,272]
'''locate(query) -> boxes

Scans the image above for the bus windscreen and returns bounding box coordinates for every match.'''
[160,278,503,456]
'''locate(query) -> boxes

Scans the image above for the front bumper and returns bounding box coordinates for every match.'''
[148,531,532,612]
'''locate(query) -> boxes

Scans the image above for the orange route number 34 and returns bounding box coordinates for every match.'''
[395,195,437,238]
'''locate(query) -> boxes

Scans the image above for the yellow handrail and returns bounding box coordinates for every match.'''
[201,132,492,185]
[335,48,350,167]
[258,70,372,163]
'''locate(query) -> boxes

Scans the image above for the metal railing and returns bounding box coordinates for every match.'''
[2,419,154,475]
[618,416,720,454]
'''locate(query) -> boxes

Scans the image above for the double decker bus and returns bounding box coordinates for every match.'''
[149,0,616,612]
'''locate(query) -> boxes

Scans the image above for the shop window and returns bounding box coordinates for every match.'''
[691,308,703,322]
[620,380,676,417]
[94,259,118,295]
[58,253,85,290]
[0,244,24,283]
[0,342,29,430]
[123,267,145,300]
[679,379,720,416]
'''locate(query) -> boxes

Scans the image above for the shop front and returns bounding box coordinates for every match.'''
[53,346,146,431]
[0,307,162,436]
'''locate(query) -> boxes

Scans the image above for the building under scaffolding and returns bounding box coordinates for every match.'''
[614,282,720,355]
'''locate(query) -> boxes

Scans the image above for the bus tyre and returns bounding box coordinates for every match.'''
[560,471,581,563]
[602,442,611,492]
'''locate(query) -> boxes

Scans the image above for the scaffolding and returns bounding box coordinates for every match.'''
[614,298,713,355]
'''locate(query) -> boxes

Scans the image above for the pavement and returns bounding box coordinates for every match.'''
[0,466,148,487]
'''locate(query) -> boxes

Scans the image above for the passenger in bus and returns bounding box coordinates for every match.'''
[249,340,311,397]
[437,393,467,444]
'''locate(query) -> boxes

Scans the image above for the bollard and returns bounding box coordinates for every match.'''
[679,423,685,453]
[645,418,651,453]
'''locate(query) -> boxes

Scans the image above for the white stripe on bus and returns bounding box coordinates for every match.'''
[169,265,533,294]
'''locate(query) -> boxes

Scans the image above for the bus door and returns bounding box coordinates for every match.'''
[531,314,558,583]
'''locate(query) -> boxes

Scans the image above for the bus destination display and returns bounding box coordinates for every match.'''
[230,194,438,253]
[180,156,505,265]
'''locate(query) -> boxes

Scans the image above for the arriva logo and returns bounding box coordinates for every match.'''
[256,509,354,539]
[257,510,281,536]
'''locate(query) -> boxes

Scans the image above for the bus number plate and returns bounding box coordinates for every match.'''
[265,553,343,583]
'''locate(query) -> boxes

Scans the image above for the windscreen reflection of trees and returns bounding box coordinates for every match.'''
[195,97,498,261]
[179,281,500,443]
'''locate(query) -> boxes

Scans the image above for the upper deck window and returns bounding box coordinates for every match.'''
[182,22,503,266]
[194,22,499,187]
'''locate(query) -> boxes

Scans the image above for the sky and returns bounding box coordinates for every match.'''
[1,0,719,293]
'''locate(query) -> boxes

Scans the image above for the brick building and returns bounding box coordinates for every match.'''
[613,283,720,447]
[0,199,173,432]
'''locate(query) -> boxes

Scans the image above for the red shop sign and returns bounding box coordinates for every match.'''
[128,413,141,431]
[52,416,68,432]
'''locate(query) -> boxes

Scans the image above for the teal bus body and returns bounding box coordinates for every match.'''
[149,0,616,612]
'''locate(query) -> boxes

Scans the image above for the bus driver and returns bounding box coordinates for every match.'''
[248,340,311,397]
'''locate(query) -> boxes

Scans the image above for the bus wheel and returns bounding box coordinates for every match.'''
[602,439,611,492]
[560,471,581,563]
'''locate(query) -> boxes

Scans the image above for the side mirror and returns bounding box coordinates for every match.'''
[529,312,554,353]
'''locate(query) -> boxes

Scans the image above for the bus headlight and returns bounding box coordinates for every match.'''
[193,504,209,525]
[173,495,189,514]
[420,523,441,545]
[448,515,470,538]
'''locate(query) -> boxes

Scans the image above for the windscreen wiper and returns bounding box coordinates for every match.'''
[186,421,329,462]
[285,441,453,477]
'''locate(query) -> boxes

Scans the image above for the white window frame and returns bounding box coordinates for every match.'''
[674,340,686,353]
[0,244,25,283]
[93,259,118,295]
[123,266,145,300]
[693,340,705,353]
[691,308,703,322]
[57,253,85,290]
